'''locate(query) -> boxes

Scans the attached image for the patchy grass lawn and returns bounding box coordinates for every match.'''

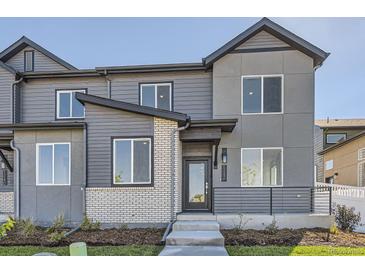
[227,245,365,256]
[0,245,163,256]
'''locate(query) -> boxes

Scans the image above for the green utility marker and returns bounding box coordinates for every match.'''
[69,242,87,256]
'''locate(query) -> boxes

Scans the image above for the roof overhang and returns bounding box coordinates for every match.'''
[189,119,238,132]
[318,130,365,155]
[95,63,206,74]
[0,122,85,131]
[204,17,330,68]
[76,92,189,124]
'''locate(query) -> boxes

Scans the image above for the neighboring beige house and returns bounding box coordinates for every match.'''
[315,119,365,186]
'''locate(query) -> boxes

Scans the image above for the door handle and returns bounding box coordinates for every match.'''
[205,181,208,195]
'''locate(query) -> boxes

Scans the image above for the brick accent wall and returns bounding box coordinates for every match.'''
[86,117,181,224]
[0,192,14,214]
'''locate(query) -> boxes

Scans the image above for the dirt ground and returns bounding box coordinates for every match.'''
[222,228,365,247]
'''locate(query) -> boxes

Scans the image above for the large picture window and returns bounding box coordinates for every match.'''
[113,138,151,185]
[242,75,283,114]
[140,83,172,111]
[36,143,70,185]
[56,90,85,119]
[241,148,283,187]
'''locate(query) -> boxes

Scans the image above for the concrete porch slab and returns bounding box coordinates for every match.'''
[159,246,228,256]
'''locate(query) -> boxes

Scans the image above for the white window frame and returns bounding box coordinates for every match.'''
[326,133,346,144]
[241,75,284,115]
[358,147,365,161]
[113,138,152,185]
[140,83,172,111]
[56,89,86,119]
[325,160,333,171]
[358,161,365,187]
[240,147,284,187]
[36,143,71,186]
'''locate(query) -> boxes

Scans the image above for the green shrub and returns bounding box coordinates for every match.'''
[335,204,361,232]
[329,223,339,235]
[80,215,101,231]
[46,214,65,234]
[0,217,16,239]
[17,218,36,237]
[48,231,65,243]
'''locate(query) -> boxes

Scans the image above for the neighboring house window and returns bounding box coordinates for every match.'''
[325,160,333,171]
[36,143,70,185]
[56,90,85,119]
[358,161,365,187]
[242,75,283,114]
[241,148,283,187]
[113,138,151,185]
[325,133,346,144]
[140,83,172,111]
[24,50,34,72]
[358,147,365,161]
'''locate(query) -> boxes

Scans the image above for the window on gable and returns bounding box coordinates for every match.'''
[326,133,346,144]
[37,143,70,185]
[241,148,283,187]
[140,83,172,111]
[24,50,34,72]
[242,75,283,114]
[57,90,85,119]
[113,138,151,185]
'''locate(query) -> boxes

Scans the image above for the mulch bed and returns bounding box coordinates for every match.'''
[0,227,164,247]
[222,228,365,247]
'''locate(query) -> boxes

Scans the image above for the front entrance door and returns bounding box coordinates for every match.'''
[183,157,211,211]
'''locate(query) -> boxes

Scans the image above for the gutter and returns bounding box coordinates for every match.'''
[10,140,20,219]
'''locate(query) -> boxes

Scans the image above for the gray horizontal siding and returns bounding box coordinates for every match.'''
[6,46,68,72]
[236,31,289,50]
[0,67,13,125]
[213,187,314,214]
[86,103,154,187]
[0,150,14,192]
[110,72,212,120]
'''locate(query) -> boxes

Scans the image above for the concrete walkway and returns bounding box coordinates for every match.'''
[159,215,228,256]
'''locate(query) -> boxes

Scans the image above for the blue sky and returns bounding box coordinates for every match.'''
[0,17,363,119]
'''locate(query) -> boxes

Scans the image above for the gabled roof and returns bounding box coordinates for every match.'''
[204,17,330,67]
[316,119,365,129]
[318,130,365,155]
[0,36,77,70]
[0,60,19,75]
[76,93,189,123]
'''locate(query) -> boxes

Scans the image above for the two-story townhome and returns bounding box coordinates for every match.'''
[0,18,331,228]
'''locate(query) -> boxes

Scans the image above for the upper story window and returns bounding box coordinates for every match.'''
[326,133,346,144]
[241,148,283,187]
[56,90,85,119]
[113,138,152,185]
[24,50,34,72]
[140,83,172,111]
[36,143,70,186]
[242,75,283,114]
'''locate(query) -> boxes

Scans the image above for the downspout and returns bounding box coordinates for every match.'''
[11,76,24,124]
[162,118,190,243]
[103,70,112,99]
[10,140,20,219]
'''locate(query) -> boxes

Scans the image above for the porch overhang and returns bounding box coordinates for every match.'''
[180,119,238,168]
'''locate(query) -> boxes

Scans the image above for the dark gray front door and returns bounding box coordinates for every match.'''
[183,157,211,211]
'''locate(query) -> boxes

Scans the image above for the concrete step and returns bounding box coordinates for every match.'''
[166,231,224,246]
[176,213,216,221]
[173,220,220,231]
[159,245,228,256]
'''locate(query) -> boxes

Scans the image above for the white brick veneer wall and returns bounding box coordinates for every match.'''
[0,192,14,214]
[86,118,181,224]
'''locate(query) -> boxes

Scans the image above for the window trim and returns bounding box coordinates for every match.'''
[325,133,347,145]
[240,147,284,187]
[36,142,71,186]
[56,89,86,120]
[358,147,365,161]
[139,82,173,111]
[112,137,153,186]
[241,75,284,115]
[358,160,365,187]
[24,50,34,72]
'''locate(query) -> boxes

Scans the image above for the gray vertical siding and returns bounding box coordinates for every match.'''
[85,103,154,187]
[6,46,68,72]
[0,67,13,125]
[0,150,14,192]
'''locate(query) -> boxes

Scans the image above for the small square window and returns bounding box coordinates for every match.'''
[140,83,172,111]
[56,90,85,119]
[326,133,346,144]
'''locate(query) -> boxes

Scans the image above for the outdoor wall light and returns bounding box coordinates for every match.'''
[222,148,227,163]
